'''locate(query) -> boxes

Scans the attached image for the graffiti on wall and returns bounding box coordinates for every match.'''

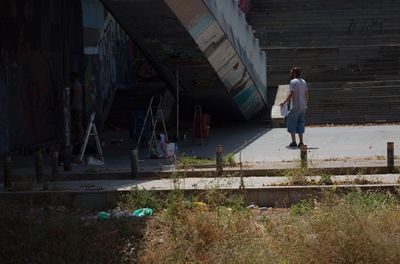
[347,18,385,35]
[84,13,156,124]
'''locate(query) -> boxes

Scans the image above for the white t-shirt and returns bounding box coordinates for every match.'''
[289,78,308,111]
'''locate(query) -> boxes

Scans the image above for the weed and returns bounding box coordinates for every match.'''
[290,199,314,216]
[5,188,400,263]
[223,153,236,166]
[118,186,163,211]
[344,190,397,209]
[178,154,213,166]
[284,167,309,185]
[320,173,333,185]
[139,189,400,263]
[376,155,385,160]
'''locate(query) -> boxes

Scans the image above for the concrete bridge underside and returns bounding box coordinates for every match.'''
[100,0,267,121]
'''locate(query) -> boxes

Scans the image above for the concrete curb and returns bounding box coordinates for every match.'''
[10,165,399,182]
[1,184,399,210]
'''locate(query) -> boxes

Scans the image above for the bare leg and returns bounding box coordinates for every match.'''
[291,132,296,143]
[298,133,304,144]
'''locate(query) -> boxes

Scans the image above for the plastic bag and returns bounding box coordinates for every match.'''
[132,208,153,217]
[87,156,105,166]
[97,211,110,220]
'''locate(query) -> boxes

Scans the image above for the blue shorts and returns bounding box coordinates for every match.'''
[287,110,306,134]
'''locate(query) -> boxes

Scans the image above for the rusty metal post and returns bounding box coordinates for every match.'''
[4,154,12,191]
[387,142,394,173]
[131,149,138,178]
[300,145,308,168]
[216,145,223,176]
[51,151,59,180]
[34,148,43,183]
[63,86,72,171]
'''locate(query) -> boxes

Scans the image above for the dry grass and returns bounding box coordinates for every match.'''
[138,190,400,264]
[3,189,400,263]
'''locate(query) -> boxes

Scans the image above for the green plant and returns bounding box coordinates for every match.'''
[284,167,309,185]
[320,173,333,185]
[290,199,314,216]
[356,167,367,175]
[179,155,214,166]
[118,186,163,211]
[344,190,397,209]
[223,153,236,166]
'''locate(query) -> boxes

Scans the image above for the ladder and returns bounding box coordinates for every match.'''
[79,112,104,163]
[136,96,168,149]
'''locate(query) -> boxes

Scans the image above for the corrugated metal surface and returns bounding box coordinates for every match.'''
[0,0,83,153]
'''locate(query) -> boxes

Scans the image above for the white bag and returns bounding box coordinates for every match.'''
[166,143,176,157]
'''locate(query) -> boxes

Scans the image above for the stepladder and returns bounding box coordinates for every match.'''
[79,112,104,163]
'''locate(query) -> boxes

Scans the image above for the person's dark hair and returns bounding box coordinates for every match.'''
[290,66,302,79]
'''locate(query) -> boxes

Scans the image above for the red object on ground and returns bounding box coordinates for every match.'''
[193,105,210,139]
[202,114,210,138]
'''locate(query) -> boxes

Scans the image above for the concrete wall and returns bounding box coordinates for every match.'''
[0,0,84,153]
[81,1,158,126]
[204,0,267,103]
[163,0,267,119]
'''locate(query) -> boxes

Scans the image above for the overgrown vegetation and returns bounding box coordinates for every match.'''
[139,190,400,263]
[320,172,333,185]
[290,198,314,216]
[223,153,236,166]
[178,155,214,166]
[118,186,164,212]
[284,167,309,185]
[3,189,400,263]
[178,153,236,167]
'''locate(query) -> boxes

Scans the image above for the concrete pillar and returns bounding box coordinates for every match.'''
[387,142,394,173]
[52,151,59,180]
[216,145,223,176]
[131,149,138,178]
[300,145,307,169]
[63,87,72,171]
[34,149,43,183]
[3,154,12,191]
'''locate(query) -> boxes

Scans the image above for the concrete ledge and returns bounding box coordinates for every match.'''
[1,184,399,210]
[8,165,399,183]
[65,165,399,179]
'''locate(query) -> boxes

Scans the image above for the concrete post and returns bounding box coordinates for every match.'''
[131,149,138,178]
[387,142,394,173]
[300,145,308,169]
[3,154,12,191]
[216,145,223,176]
[63,87,72,171]
[34,149,43,183]
[52,151,59,180]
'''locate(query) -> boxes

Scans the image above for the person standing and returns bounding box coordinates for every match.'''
[280,67,309,148]
[70,72,83,144]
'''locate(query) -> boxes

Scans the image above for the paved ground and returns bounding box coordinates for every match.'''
[1,124,400,178]
[233,125,400,162]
